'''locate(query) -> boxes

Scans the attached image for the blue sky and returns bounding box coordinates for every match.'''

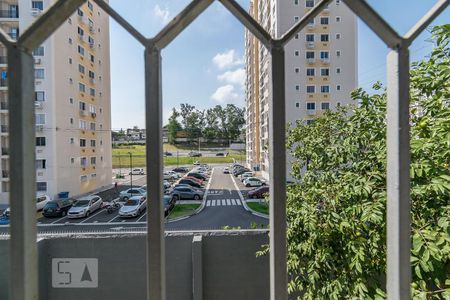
[108,0,450,129]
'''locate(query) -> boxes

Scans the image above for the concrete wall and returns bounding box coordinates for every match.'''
[0,230,269,300]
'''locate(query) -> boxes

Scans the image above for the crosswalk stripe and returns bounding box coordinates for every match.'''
[212,200,216,206]
[221,200,226,206]
[231,199,236,205]
[226,199,231,206]
[236,199,242,206]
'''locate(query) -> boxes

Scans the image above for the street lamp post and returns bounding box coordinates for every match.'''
[128,152,133,191]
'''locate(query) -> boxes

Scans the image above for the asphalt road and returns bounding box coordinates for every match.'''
[0,164,268,234]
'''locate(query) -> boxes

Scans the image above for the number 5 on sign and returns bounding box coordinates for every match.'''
[52,258,98,288]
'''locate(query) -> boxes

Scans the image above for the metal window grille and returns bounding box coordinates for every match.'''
[3,0,449,299]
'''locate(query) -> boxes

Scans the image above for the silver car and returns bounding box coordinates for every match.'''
[68,195,103,218]
[119,196,147,217]
[119,187,147,201]
[171,186,204,200]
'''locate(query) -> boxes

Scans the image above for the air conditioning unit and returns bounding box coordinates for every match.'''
[30,8,41,16]
[34,58,41,64]
[306,42,315,49]
[307,58,315,64]
[35,125,44,131]
[321,58,330,65]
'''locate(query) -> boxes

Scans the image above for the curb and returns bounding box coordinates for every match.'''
[167,167,215,223]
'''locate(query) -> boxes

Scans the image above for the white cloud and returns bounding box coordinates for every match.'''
[212,49,243,70]
[153,4,171,24]
[218,68,245,87]
[211,85,241,103]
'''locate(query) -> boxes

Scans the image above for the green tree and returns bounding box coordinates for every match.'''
[284,25,450,299]
[167,108,182,144]
[225,104,245,143]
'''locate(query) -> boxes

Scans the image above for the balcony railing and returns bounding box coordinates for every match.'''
[0,10,19,18]
[2,169,9,178]
[0,56,7,64]
[1,147,8,155]
[0,101,7,110]
[0,124,8,133]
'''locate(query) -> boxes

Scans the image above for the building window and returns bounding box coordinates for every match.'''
[294,16,299,22]
[80,139,86,147]
[306,102,316,110]
[320,34,329,42]
[33,46,44,56]
[295,85,300,91]
[320,51,329,59]
[321,85,330,93]
[36,137,46,146]
[90,54,95,63]
[91,173,96,178]
[69,98,73,104]
[321,102,330,110]
[68,38,72,44]
[36,159,46,169]
[79,83,86,93]
[336,16,341,22]
[77,27,84,37]
[320,17,329,25]
[336,0,340,4]
[80,157,87,167]
[306,34,314,42]
[70,118,73,124]
[89,71,95,79]
[69,58,72,64]
[78,45,85,56]
[90,122,96,130]
[337,85,341,91]
[71,158,75,164]
[294,50,299,56]
[294,0,299,4]
[295,102,300,108]
[336,68,341,74]
[79,101,86,111]
[32,1,44,10]
[306,120,315,125]
[90,140,96,147]
[37,182,47,192]
[306,68,315,76]
[295,68,299,74]
[336,50,341,57]
[34,69,44,79]
[336,33,341,39]
[70,138,74,144]
[306,51,315,59]
[87,1,94,11]
[80,175,88,182]
[321,68,329,76]
[78,64,85,74]
[88,19,94,29]
[88,36,94,46]
[295,33,299,39]
[306,86,315,93]
[36,114,45,125]
[77,8,83,16]
[35,91,45,101]
[337,102,341,107]
[306,0,314,7]
[79,120,87,129]
[89,88,96,97]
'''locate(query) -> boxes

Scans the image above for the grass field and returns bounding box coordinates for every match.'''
[168,203,201,220]
[112,145,246,168]
[246,201,269,215]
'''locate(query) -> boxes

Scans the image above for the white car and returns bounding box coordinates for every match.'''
[243,177,265,187]
[36,194,51,211]
[129,168,145,175]
[119,196,147,217]
[68,195,103,218]
[167,171,181,179]
[119,187,147,201]
[240,173,254,182]
[223,167,230,174]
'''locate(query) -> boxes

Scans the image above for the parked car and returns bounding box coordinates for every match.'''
[188,151,202,157]
[172,167,189,173]
[163,195,176,216]
[234,168,251,177]
[247,186,269,199]
[243,177,265,187]
[240,173,254,182]
[184,176,203,184]
[119,188,147,201]
[166,171,181,179]
[215,152,225,156]
[129,168,145,175]
[119,196,147,217]
[164,151,173,156]
[178,178,202,188]
[163,180,171,190]
[187,172,207,181]
[68,195,103,218]
[171,186,204,200]
[36,195,51,211]
[42,198,74,217]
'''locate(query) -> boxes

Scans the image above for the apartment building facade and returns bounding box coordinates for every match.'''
[245,0,357,179]
[0,0,112,204]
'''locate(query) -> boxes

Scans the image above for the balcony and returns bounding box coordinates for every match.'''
[7,31,18,40]
[0,56,6,65]
[35,124,44,132]
[307,109,316,115]
[79,109,88,117]
[0,10,18,19]
[307,58,315,64]
[321,58,330,65]
[2,169,8,178]
[30,8,42,17]
[306,41,314,49]
[1,147,8,156]
[35,101,43,109]
[0,78,7,88]
[0,125,7,133]
[0,101,7,111]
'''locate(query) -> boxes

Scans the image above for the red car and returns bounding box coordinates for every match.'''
[247,186,269,199]
[184,176,203,185]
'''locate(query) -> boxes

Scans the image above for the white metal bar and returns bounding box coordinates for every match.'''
[7,47,38,300]
[269,45,287,300]
[18,0,85,51]
[93,0,148,46]
[343,0,402,49]
[386,47,411,299]
[279,0,333,46]
[219,0,273,50]
[404,0,450,45]
[0,27,14,47]
[145,45,166,300]
[153,0,214,49]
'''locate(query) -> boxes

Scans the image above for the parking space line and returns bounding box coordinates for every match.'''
[137,212,147,222]
[107,215,121,223]
[121,220,126,222]
[51,216,67,224]
[80,209,105,224]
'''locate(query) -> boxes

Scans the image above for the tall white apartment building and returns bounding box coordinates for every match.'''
[245,0,357,179]
[0,0,112,204]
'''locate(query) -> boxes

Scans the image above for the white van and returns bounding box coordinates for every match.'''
[129,168,145,175]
